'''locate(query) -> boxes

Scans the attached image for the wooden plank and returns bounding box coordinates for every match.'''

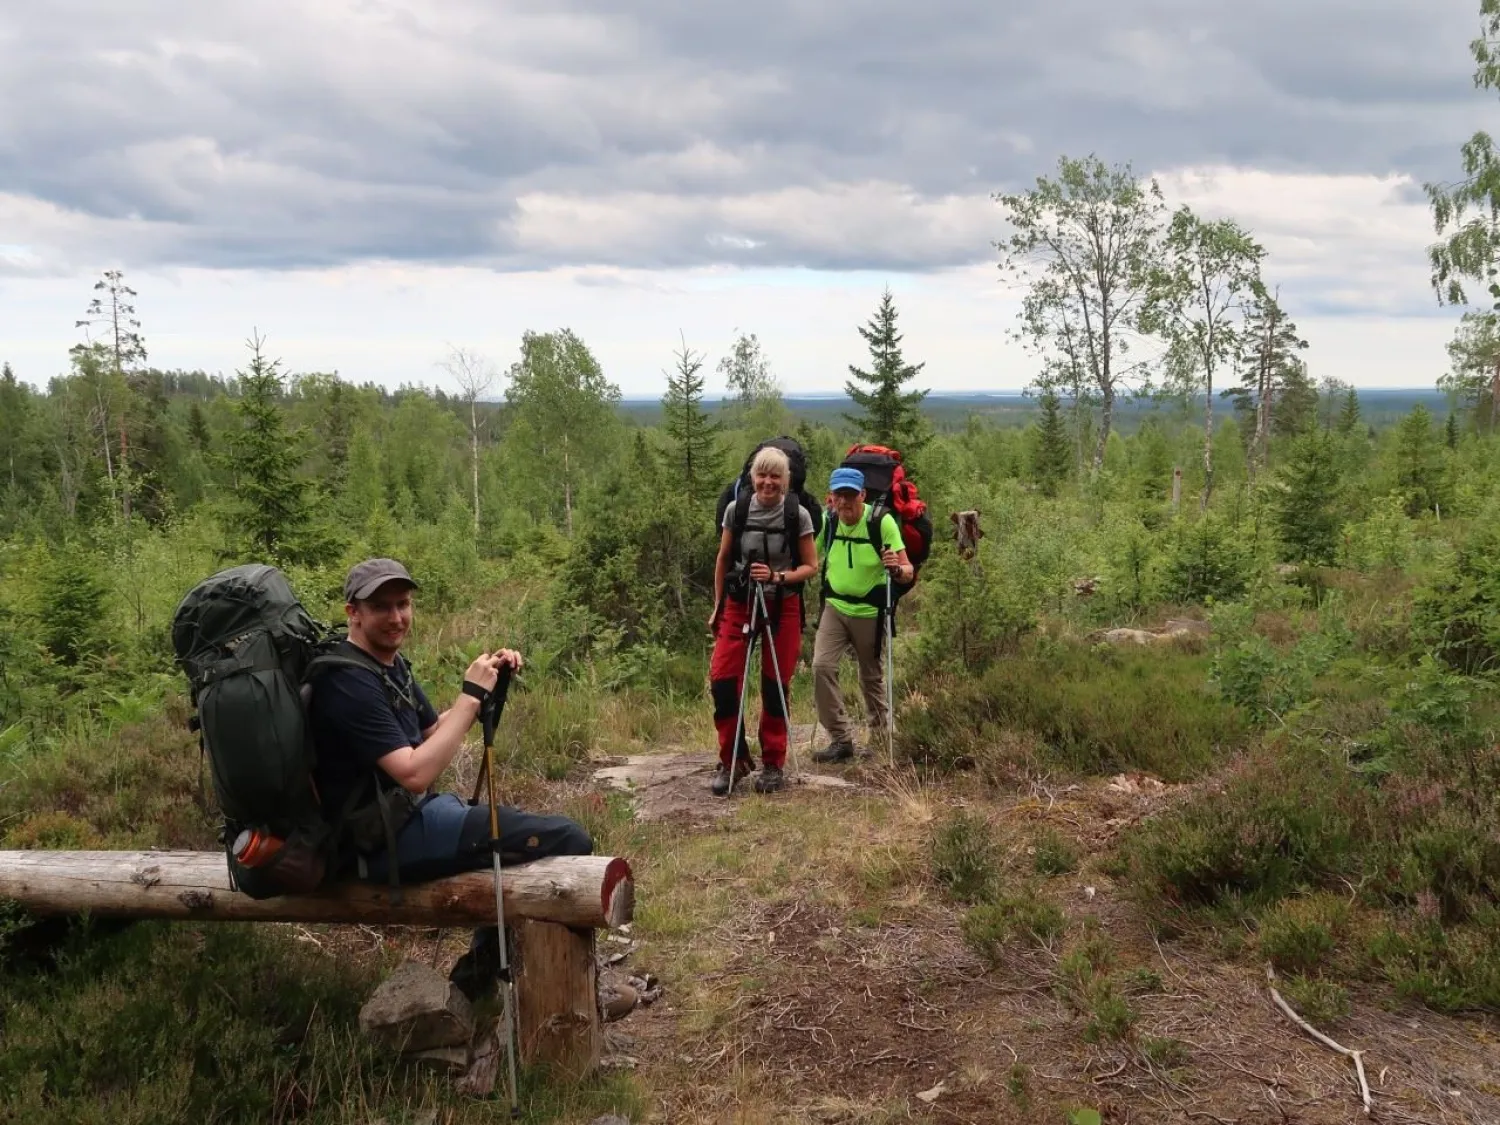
[0,851,633,930]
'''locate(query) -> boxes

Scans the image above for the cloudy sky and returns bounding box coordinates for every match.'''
[0,0,1489,396]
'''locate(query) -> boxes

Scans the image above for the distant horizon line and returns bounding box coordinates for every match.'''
[609,385,1446,403]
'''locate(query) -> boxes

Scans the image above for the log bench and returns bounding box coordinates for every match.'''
[0,850,634,1078]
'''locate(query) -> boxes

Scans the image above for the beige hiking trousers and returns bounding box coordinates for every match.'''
[812,603,887,746]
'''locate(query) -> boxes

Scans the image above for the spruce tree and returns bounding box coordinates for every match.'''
[41,548,106,666]
[224,332,314,563]
[1393,404,1448,516]
[844,287,929,453]
[1446,410,1461,449]
[1274,430,1341,565]
[1336,385,1361,436]
[1029,387,1072,496]
[1272,359,1318,439]
[661,335,722,502]
[187,401,211,451]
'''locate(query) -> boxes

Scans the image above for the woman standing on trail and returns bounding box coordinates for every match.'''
[707,446,819,795]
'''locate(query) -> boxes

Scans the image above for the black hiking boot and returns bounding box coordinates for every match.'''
[710,760,753,796]
[753,766,786,793]
[449,925,503,1003]
[812,740,855,764]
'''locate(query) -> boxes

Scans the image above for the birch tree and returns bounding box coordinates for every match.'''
[995,155,1165,472]
[1143,208,1265,507]
[439,345,499,536]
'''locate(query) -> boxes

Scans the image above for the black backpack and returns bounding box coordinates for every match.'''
[171,564,415,900]
[714,437,824,601]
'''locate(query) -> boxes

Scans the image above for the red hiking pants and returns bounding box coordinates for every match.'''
[709,592,801,769]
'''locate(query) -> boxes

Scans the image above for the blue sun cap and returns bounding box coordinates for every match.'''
[829,467,865,494]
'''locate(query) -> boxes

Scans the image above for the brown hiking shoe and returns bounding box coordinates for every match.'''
[812,740,854,764]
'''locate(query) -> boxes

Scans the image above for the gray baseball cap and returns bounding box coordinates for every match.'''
[343,558,420,602]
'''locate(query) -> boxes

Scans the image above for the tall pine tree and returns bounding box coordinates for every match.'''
[844,287,929,453]
[1223,286,1308,476]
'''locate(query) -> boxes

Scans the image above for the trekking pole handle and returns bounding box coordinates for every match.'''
[480,664,513,751]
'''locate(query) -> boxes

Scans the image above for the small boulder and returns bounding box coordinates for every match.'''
[600,980,638,1022]
[1100,628,1156,646]
[359,959,475,1054]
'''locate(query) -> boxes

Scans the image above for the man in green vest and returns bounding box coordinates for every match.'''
[811,466,914,763]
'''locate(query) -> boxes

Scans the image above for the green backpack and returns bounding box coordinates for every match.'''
[171,564,411,900]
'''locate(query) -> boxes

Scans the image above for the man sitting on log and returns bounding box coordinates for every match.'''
[308,557,593,1001]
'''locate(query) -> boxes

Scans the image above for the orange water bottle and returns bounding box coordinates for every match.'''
[232,828,285,867]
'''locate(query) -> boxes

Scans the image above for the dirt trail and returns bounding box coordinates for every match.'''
[589,744,1500,1125]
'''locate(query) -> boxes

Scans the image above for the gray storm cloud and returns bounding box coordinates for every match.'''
[0,0,1483,275]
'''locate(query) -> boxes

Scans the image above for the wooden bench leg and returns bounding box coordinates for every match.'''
[511,918,601,1078]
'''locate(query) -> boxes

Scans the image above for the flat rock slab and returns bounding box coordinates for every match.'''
[359,959,474,1054]
[593,750,857,821]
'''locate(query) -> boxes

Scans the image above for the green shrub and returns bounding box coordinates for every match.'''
[40,548,107,668]
[899,642,1249,782]
[1,810,105,850]
[1278,975,1350,1025]
[930,811,1000,904]
[1365,912,1500,1012]
[1053,928,1136,1042]
[962,894,1066,962]
[1257,894,1350,974]
[1160,515,1254,603]
[1124,743,1368,923]
[1083,985,1136,1042]
[1412,510,1500,674]
[1032,828,1080,876]
[1140,1036,1190,1068]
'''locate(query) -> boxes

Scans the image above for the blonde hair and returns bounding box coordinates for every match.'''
[749,446,790,481]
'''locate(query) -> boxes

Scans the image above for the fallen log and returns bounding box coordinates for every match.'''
[0,850,633,931]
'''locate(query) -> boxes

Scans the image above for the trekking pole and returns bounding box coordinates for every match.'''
[480,666,521,1118]
[754,581,792,778]
[726,563,762,798]
[884,573,895,768]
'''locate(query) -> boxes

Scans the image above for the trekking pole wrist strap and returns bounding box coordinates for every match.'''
[461,680,489,702]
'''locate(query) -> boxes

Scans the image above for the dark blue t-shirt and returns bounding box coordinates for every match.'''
[308,643,440,817]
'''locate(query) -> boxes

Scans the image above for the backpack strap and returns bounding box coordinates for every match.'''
[306,643,414,713]
[866,500,889,558]
[727,487,755,565]
[305,642,416,903]
[780,494,807,596]
[818,510,892,613]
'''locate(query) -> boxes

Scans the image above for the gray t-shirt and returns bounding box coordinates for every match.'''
[722,493,815,571]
